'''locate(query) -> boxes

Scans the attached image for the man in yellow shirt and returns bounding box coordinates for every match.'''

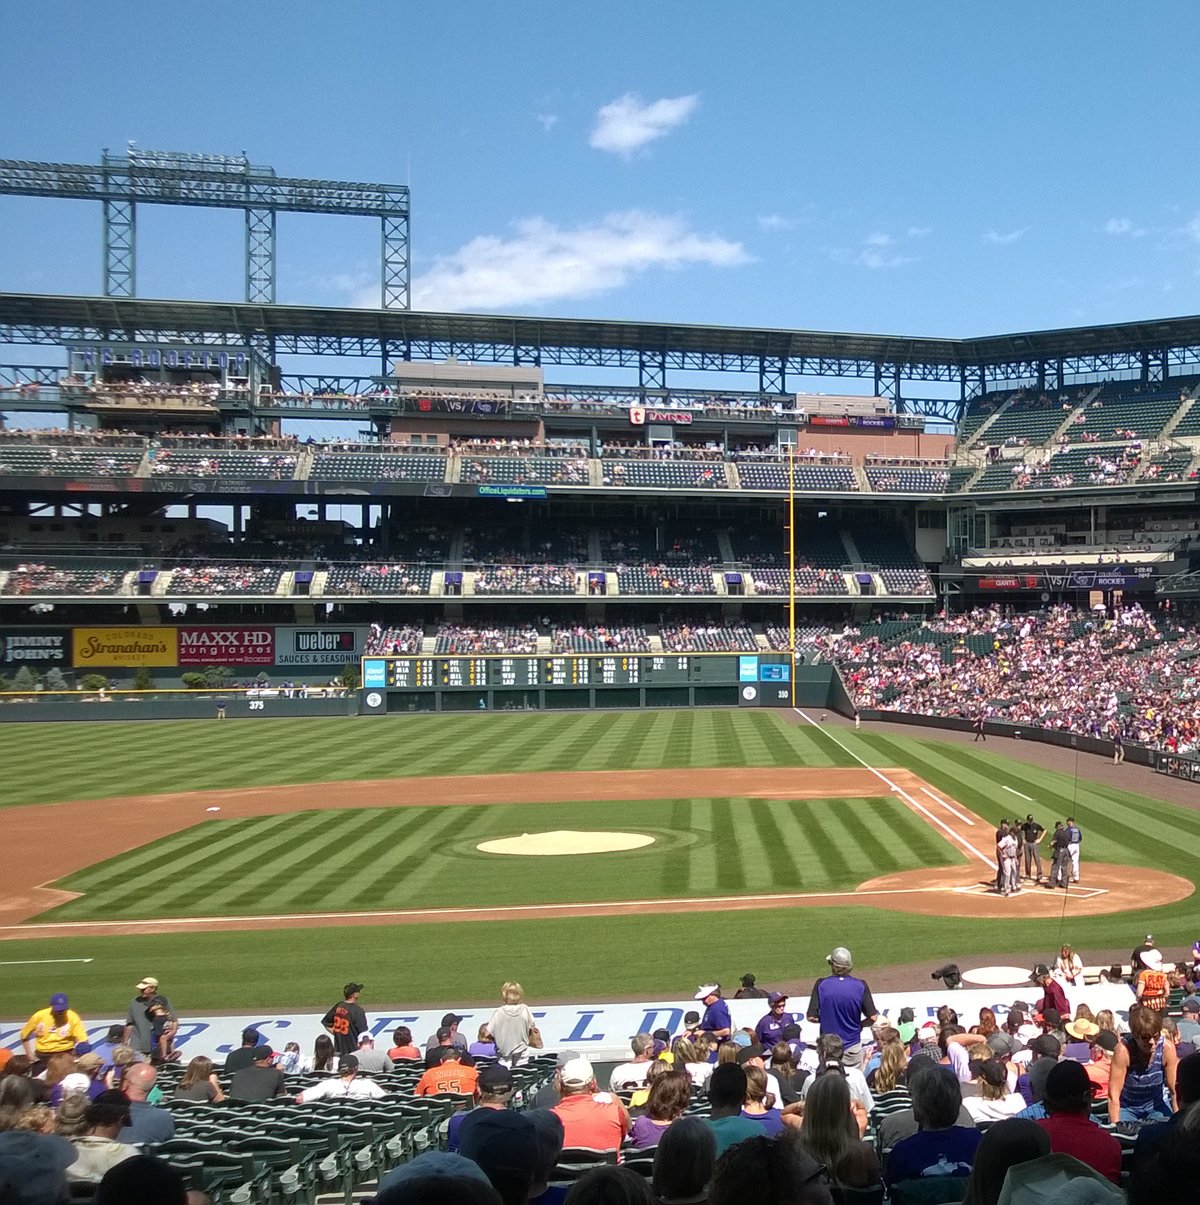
[21,992,88,1060]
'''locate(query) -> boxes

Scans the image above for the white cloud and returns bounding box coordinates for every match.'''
[1104,217,1146,237]
[857,247,915,270]
[1183,214,1200,244]
[590,93,699,156]
[410,210,747,311]
[534,113,559,132]
[984,227,1028,245]
[907,225,933,238]
[864,232,894,247]
[758,213,798,231]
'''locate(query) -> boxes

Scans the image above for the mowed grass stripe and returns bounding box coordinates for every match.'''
[685,799,719,893]
[7,711,854,807]
[748,801,807,890]
[211,808,397,912]
[726,798,774,890]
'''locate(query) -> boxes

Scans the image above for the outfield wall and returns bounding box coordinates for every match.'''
[0,984,1136,1063]
[0,694,357,722]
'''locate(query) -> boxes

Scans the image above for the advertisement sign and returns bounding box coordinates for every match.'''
[362,659,387,689]
[72,627,177,668]
[2,985,1132,1066]
[178,627,274,666]
[0,629,70,666]
[275,627,369,668]
[975,575,1040,590]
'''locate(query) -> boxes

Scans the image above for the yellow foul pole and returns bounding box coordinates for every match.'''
[788,443,796,707]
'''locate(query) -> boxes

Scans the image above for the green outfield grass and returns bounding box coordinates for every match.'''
[4,709,850,806]
[43,795,958,921]
[1,711,1198,1020]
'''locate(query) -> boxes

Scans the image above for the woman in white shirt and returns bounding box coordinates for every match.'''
[1055,944,1084,988]
[963,1059,1026,1122]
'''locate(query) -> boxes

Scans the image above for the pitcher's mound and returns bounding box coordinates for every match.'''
[477,830,655,856]
[858,862,1193,918]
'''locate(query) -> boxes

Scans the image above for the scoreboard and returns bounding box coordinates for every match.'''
[363,653,744,690]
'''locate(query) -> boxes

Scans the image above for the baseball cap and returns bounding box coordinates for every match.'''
[768,991,788,1005]
[136,977,158,991]
[436,1026,453,1042]
[357,1032,374,1043]
[338,1054,360,1072]
[918,1022,939,1044]
[781,1023,802,1040]
[731,1032,752,1049]
[683,1011,700,1026]
[694,983,719,1000]
[49,992,68,1010]
[478,1063,516,1093]
[735,1042,766,1064]
[1030,964,1051,981]
[1030,1034,1061,1058]
[1042,1008,1062,1029]
[76,1052,103,1072]
[343,982,364,997]
[0,1132,78,1201]
[377,1151,492,1196]
[987,1032,1016,1058]
[458,1110,539,1181]
[554,1050,581,1068]
[559,1057,594,1087]
[1181,996,1200,1014]
[441,1012,464,1026]
[827,946,852,968]
[1092,1030,1119,1053]
[977,1059,1007,1087]
[1144,934,1154,943]
[1044,1058,1091,1102]
[251,1045,274,1062]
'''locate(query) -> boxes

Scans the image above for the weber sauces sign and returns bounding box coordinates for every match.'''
[177,627,275,666]
[275,627,366,667]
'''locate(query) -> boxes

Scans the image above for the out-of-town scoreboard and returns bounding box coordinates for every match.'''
[360,653,794,710]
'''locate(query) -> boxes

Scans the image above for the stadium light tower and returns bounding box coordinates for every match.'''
[0,146,411,308]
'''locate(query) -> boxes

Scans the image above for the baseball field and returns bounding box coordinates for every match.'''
[1,708,1196,1019]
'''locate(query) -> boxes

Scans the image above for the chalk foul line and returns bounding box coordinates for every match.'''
[796,710,997,870]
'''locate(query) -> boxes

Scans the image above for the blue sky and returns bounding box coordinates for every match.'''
[3,1,1200,342]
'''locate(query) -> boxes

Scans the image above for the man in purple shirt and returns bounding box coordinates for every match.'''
[693,983,732,1040]
[754,992,796,1048]
[806,946,878,1068]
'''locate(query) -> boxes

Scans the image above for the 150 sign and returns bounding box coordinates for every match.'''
[178,627,275,666]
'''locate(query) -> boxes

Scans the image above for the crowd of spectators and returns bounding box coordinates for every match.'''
[552,624,651,653]
[433,624,541,654]
[472,565,579,594]
[1,564,124,596]
[4,950,1199,1205]
[365,624,424,655]
[165,564,283,596]
[825,603,1200,754]
[660,623,757,652]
